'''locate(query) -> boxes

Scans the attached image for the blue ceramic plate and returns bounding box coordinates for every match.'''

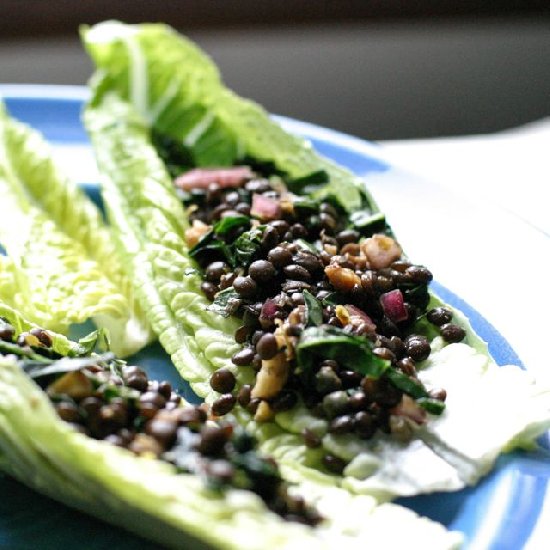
[1,85,549,549]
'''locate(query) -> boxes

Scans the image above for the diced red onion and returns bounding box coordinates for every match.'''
[174,166,254,190]
[379,289,408,323]
[250,193,281,221]
[260,299,279,321]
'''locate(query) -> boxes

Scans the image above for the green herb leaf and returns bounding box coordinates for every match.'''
[232,226,264,267]
[350,211,386,236]
[297,326,388,378]
[417,397,446,415]
[207,288,242,317]
[294,239,318,255]
[23,353,115,382]
[303,290,323,327]
[76,328,110,356]
[320,291,348,306]
[0,341,51,363]
[212,215,250,237]
[385,368,428,399]
[288,170,329,194]
[292,197,320,215]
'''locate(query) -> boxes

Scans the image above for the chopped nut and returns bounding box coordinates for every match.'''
[254,400,275,422]
[251,351,289,400]
[184,219,211,247]
[361,234,402,270]
[47,371,93,400]
[325,265,361,292]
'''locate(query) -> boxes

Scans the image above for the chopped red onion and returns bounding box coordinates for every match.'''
[379,289,408,323]
[250,193,281,221]
[391,395,427,425]
[260,299,279,321]
[174,166,254,190]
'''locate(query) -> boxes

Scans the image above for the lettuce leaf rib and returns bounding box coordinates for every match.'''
[84,96,238,393]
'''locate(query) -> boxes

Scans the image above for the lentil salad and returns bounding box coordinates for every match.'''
[0,301,462,548]
[82,20,550,507]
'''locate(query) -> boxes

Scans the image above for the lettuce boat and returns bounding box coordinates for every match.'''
[82,20,550,505]
[0,301,462,549]
[0,101,152,357]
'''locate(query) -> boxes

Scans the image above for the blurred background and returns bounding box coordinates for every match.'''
[1,1,549,140]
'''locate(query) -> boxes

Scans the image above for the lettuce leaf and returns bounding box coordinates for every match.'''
[81,20,374,213]
[0,346,462,548]
[82,22,550,504]
[0,101,152,357]
[84,94,242,396]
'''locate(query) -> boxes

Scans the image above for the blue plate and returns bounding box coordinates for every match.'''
[1,85,549,549]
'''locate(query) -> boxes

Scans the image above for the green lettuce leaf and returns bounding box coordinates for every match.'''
[84,93,242,396]
[81,20,375,213]
[0,101,152,357]
[0,255,17,307]
[82,22,550,505]
[0,354,462,549]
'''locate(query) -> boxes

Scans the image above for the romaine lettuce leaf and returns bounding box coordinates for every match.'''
[0,352,462,549]
[84,93,241,395]
[82,23,550,504]
[0,255,17,307]
[0,101,152,357]
[81,20,373,212]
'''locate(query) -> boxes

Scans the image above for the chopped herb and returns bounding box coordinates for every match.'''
[212,215,250,237]
[292,197,319,215]
[288,170,329,194]
[350,210,386,236]
[23,353,115,383]
[233,226,264,266]
[294,239,318,254]
[303,290,323,327]
[207,288,242,317]
[0,340,51,363]
[385,367,429,399]
[297,326,388,378]
[417,397,446,415]
[76,328,110,356]
[320,291,348,306]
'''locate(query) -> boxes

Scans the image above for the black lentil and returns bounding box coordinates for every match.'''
[283,264,311,281]
[440,323,466,343]
[322,454,346,475]
[248,260,277,283]
[212,394,236,416]
[205,261,229,283]
[427,306,453,326]
[231,347,255,366]
[232,276,257,298]
[404,335,431,362]
[256,333,279,360]
[302,428,322,448]
[210,369,237,393]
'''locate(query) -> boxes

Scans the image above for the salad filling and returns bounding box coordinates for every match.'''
[168,165,464,472]
[0,316,321,526]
